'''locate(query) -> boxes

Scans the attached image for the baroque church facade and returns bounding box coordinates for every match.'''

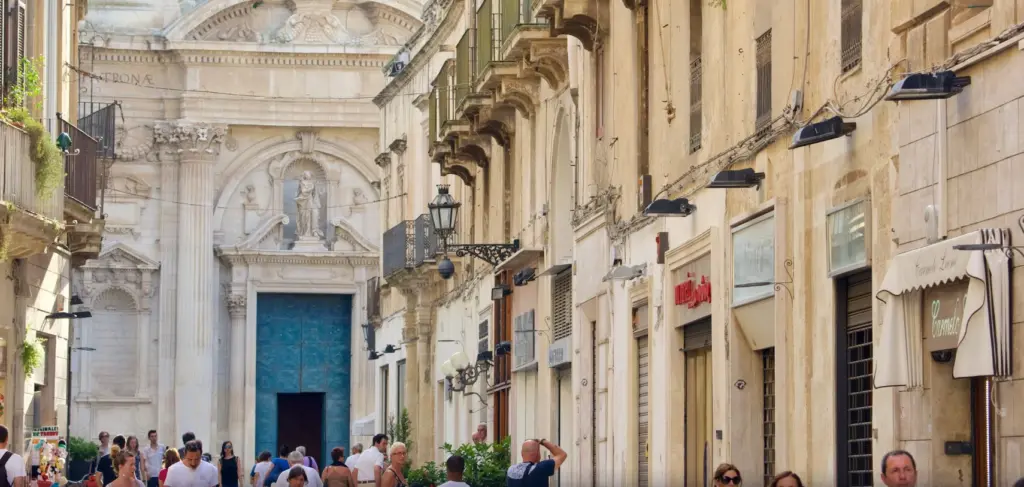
[70,0,418,463]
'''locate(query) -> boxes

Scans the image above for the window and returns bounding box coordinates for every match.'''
[636,0,650,176]
[596,45,605,138]
[396,360,406,416]
[762,348,776,486]
[381,365,390,420]
[4,0,27,101]
[513,310,536,369]
[840,0,862,73]
[552,272,572,340]
[689,0,703,154]
[478,319,489,355]
[755,30,772,134]
[491,271,513,441]
[836,271,873,487]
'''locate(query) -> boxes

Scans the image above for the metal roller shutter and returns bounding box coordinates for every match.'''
[552,271,573,340]
[637,334,649,487]
[682,319,712,352]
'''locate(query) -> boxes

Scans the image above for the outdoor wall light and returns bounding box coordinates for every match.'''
[885,71,971,101]
[789,116,856,150]
[643,198,696,217]
[491,284,512,301]
[70,295,84,306]
[427,184,520,273]
[360,321,375,351]
[442,349,494,392]
[45,311,92,320]
[708,168,766,189]
[602,264,646,282]
[438,256,456,280]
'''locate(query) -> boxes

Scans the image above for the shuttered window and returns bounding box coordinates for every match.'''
[551,271,572,340]
[762,348,776,486]
[637,335,650,487]
[836,271,873,487]
[4,0,28,100]
[755,30,772,134]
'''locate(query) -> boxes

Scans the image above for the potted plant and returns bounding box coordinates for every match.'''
[67,436,99,481]
[405,461,444,487]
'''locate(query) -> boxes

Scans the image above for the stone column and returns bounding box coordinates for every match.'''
[169,122,226,445]
[226,293,246,454]
[154,124,180,439]
[414,299,435,467]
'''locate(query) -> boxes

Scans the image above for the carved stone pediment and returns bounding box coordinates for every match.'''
[185,0,414,46]
[80,242,160,311]
[229,214,290,251]
[85,242,161,271]
[331,217,378,253]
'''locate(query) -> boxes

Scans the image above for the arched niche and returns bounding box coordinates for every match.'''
[213,133,379,231]
[549,106,574,263]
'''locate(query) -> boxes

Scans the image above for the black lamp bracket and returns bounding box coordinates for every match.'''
[448,242,520,267]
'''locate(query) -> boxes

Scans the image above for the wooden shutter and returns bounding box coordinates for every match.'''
[5,0,26,99]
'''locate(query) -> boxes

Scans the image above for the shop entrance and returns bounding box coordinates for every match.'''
[683,319,712,487]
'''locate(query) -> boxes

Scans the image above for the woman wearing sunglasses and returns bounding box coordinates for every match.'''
[713,464,742,486]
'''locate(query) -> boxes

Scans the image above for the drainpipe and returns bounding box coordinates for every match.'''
[936,99,948,239]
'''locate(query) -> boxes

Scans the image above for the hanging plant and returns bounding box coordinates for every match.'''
[2,58,63,200]
[21,337,43,378]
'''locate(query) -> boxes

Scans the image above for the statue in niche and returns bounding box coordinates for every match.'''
[294,171,324,239]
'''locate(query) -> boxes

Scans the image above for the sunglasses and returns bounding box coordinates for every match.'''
[720,476,741,485]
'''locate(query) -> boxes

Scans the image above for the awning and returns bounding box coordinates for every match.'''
[875,229,1011,388]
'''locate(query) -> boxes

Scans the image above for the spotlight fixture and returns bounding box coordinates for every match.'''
[643,198,696,217]
[45,311,92,320]
[885,71,971,101]
[72,347,96,352]
[383,344,399,354]
[70,295,83,306]
[602,264,646,282]
[789,116,856,150]
[491,284,512,301]
[368,350,383,360]
[708,168,766,189]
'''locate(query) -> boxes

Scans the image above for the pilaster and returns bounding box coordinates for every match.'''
[157,120,227,445]
[226,292,247,457]
[154,124,179,440]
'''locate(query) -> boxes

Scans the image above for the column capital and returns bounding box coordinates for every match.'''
[225,293,246,319]
[154,121,228,161]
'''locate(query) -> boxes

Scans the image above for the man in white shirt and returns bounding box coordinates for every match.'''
[351,434,387,487]
[140,430,166,487]
[344,444,361,469]
[164,441,218,487]
[0,425,27,487]
[437,456,469,487]
[274,452,321,487]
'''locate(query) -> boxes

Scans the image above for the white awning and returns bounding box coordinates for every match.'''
[875,229,1011,388]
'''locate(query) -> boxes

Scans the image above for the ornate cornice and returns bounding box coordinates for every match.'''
[81,46,392,68]
[153,121,227,160]
[373,0,465,107]
[217,249,378,268]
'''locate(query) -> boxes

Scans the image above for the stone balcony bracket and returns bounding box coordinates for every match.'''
[474,103,517,149]
[547,0,604,52]
[501,24,550,64]
[429,140,453,163]
[520,39,570,92]
[454,133,491,167]
[388,136,408,155]
[531,0,560,20]
[68,219,106,265]
[438,154,476,187]
[439,117,474,145]
[497,77,541,118]
[0,207,64,260]
[374,151,392,167]
[456,92,493,121]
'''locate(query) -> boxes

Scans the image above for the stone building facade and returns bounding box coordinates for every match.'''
[68,0,419,463]
[0,0,105,452]
[377,0,1024,486]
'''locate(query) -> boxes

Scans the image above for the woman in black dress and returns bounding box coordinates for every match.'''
[219,441,243,487]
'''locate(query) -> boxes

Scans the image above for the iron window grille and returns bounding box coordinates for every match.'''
[755,30,773,135]
[840,0,863,73]
[762,348,776,486]
[689,55,703,154]
[836,272,874,487]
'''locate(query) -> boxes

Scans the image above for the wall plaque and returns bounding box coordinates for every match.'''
[923,279,970,351]
[673,254,712,326]
[732,212,775,306]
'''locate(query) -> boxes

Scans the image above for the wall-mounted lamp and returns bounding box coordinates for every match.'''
[708,168,766,189]
[602,264,646,282]
[789,116,856,150]
[441,349,494,392]
[369,350,383,360]
[383,344,399,354]
[491,284,512,301]
[45,311,92,320]
[643,198,696,217]
[361,321,375,351]
[513,267,536,287]
[70,295,83,306]
[71,347,96,352]
[885,71,971,101]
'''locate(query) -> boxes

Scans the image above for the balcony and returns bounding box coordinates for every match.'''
[532,0,605,52]
[382,214,440,279]
[60,110,108,265]
[0,120,65,259]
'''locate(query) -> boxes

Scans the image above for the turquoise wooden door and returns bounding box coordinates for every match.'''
[255,293,352,467]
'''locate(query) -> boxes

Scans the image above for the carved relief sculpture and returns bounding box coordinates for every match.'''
[243,184,264,235]
[154,121,227,160]
[348,187,368,217]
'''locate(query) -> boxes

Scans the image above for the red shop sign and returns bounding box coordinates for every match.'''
[675,272,711,308]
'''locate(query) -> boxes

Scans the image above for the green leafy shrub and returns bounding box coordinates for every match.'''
[6,107,63,200]
[406,438,511,487]
[68,436,100,461]
[21,336,43,378]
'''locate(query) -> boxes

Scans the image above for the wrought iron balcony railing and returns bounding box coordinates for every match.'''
[476,0,498,78]
[77,101,117,160]
[382,214,440,277]
[0,121,63,220]
[455,29,475,108]
[500,0,542,46]
[58,113,100,211]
